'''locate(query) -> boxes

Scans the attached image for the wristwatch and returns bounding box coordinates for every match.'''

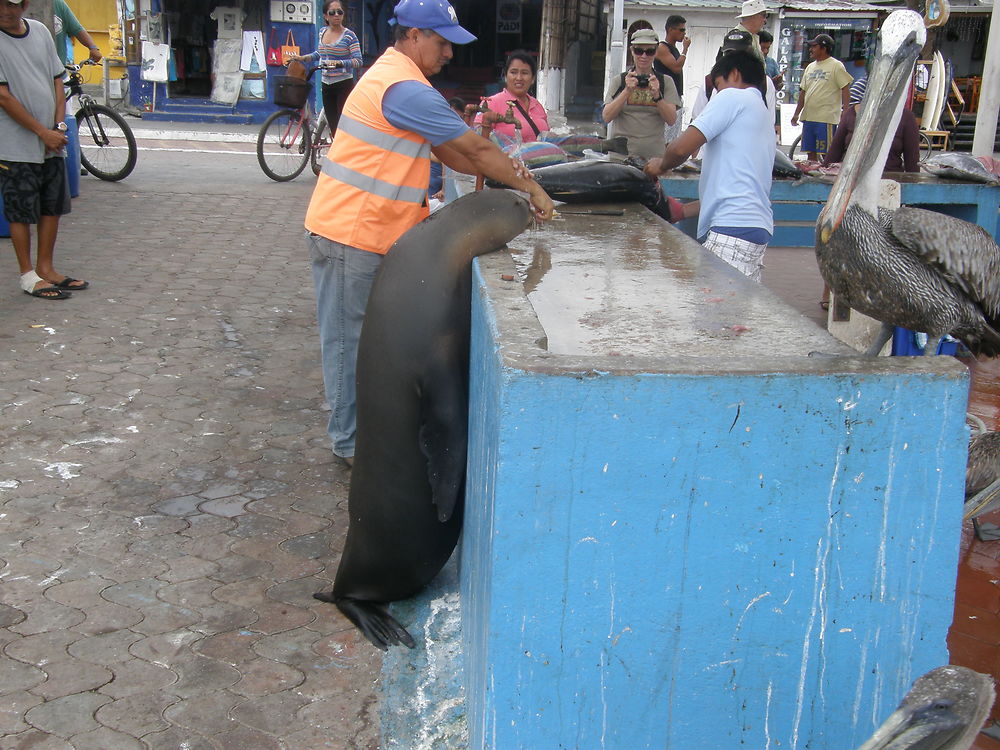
[54,122,68,132]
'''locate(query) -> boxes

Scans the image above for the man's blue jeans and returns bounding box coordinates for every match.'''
[308,232,382,458]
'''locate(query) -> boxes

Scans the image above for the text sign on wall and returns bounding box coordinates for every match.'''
[497,1,521,34]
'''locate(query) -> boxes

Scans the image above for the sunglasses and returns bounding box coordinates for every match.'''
[632,47,657,56]
[325,8,343,14]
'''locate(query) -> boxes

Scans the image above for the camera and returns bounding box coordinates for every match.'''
[636,73,650,88]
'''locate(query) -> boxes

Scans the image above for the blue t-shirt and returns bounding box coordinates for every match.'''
[691,86,773,239]
[383,80,467,146]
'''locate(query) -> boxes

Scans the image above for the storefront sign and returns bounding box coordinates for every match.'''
[497,1,521,34]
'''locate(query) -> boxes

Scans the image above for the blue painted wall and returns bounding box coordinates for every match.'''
[462,261,968,749]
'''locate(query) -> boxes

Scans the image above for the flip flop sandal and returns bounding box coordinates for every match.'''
[20,270,71,300]
[53,277,89,290]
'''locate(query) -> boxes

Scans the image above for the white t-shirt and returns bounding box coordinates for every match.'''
[691,85,774,239]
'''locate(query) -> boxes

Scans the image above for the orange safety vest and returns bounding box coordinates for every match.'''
[305,47,432,255]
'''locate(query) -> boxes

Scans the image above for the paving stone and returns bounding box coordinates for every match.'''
[278,531,335,560]
[193,630,261,666]
[42,577,113,609]
[128,603,201,636]
[197,482,246,501]
[4,630,82,666]
[210,554,272,583]
[66,630,145,666]
[150,495,203,516]
[188,603,258,636]
[98,658,177,699]
[0,729,73,749]
[29,658,114,700]
[229,691,311,735]
[71,601,144,635]
[68,726,144,750]
[178,513,237,538]
[0,656,46,694]
[92,690,177,736]
[230,657,305,698]
[198,496,250,518]
[154,555,219,584]
[8,600,87,636]
[23,692,112,736]
[211,726,284,750]
[0,690,44,734]
[161,689,243,734]
[100,578,162,610]
[167,654,242,698]
[128,630,200,667]
[141,727,217,750]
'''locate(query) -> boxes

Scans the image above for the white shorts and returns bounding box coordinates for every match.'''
[702,230,768,281]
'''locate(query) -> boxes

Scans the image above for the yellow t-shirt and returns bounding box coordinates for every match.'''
[799,56,853,124]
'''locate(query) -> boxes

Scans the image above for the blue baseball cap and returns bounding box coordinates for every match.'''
[390,0,477,45]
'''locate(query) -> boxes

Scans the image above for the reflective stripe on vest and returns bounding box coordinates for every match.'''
[304,47,432,255]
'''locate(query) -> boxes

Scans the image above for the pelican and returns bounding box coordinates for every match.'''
[816,10,1000,357]
[964,414,1000,540]
[857,665,995,750]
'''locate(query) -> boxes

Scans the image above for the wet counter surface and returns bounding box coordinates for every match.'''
[502,202,845,360]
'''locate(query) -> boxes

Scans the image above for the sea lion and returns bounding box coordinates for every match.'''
[314,189,535,650]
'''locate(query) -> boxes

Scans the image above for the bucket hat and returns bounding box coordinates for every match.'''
[737,0,767,17]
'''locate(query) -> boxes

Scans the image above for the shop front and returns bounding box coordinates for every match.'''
[124,0,318,122]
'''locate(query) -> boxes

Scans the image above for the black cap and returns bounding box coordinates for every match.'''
[807,33,834,51]
[721,30,753,53]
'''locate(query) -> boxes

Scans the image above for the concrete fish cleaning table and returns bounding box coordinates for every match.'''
[381,202,969,750]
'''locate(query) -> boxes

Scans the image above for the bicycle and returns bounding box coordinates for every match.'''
[256,64,332,181]
[65,60,137,181]
[786,130,934,163]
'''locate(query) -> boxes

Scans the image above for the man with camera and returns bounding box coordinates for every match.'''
[602,28,680,159]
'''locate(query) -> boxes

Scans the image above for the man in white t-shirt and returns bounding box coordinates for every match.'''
[645,49,773,281]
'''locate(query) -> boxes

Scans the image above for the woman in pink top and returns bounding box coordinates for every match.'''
[475,50,549,142]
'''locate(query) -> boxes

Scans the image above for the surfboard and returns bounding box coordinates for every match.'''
[923,53,942,130]
[935,52,949,128]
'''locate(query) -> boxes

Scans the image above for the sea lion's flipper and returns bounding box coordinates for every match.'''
[418,372,467,523]
[314,593,416,650]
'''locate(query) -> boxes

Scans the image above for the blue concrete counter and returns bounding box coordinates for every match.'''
[456,205,969,749]
[661,172,1000,245]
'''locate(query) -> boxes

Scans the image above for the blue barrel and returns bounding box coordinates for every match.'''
[66,111,81,198]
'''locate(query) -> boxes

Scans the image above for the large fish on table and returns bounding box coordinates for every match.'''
[492,159,681,222]
[922,152,999,185]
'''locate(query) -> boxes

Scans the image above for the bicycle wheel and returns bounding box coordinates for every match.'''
[257,109,311,181]
[310,112,330,176]
[919,131,933,163]
[75,103,137,181]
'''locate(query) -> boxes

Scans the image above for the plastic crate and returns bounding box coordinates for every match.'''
[890,327,959,356]
[273,76,309,108]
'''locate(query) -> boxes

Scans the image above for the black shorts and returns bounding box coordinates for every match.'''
[0,157,71,224]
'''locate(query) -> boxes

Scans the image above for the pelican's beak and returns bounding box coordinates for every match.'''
[856,703,964,750]
[817,11,924,244]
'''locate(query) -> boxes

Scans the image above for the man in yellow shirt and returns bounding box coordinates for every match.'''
[790,33,852,160]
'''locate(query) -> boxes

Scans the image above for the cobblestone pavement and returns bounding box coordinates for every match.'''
[1,163,381,749]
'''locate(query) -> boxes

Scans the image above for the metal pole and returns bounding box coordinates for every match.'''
[605,0,625,97]
[972,2,999,156]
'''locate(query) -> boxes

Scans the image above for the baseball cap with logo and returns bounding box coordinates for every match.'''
[807,33,835,51]
[721,30,753,53]
[389,0,476,44]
